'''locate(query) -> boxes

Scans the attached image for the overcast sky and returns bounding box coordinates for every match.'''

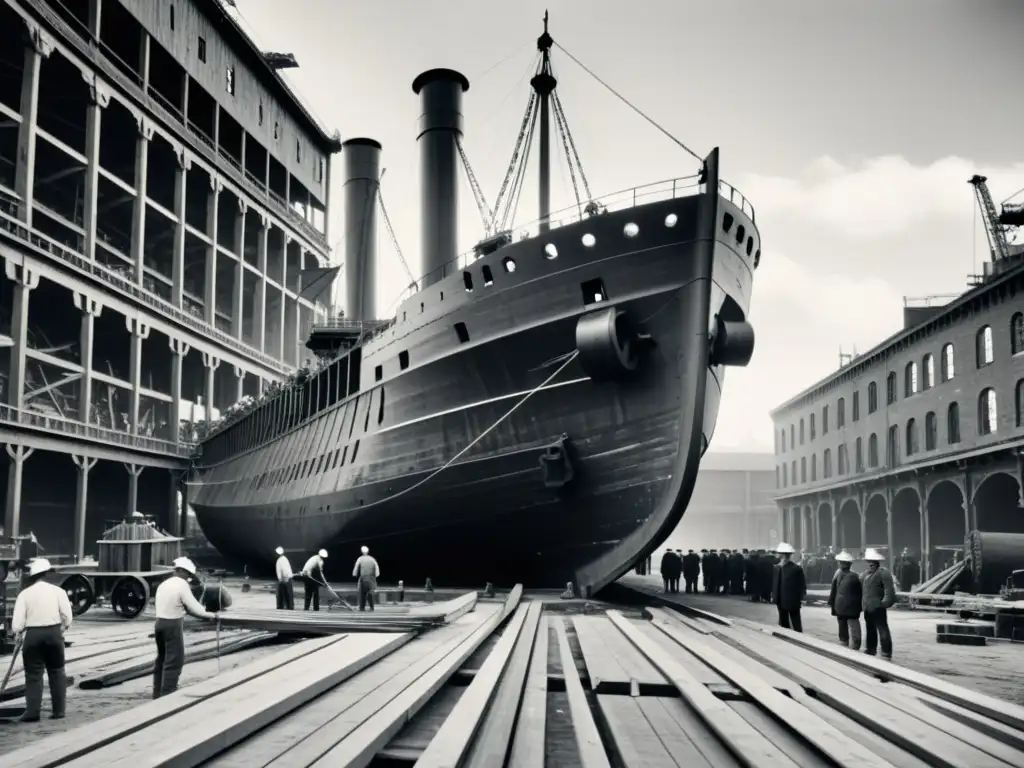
[232,0,1024,452]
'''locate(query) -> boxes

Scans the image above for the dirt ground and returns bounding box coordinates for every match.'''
[620,573,1024,706]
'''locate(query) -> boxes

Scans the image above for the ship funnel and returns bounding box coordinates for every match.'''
[341,138,381,322]
[412,68,469,289]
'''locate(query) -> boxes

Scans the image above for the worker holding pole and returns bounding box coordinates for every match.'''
[152,556,217,698]
[352,545,380,612]
[274,546,295,610]
[300,549,329,611]
[11,558,73,722]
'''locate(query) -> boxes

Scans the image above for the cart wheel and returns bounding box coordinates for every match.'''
[61,574,95,616]
[110,576,151,618]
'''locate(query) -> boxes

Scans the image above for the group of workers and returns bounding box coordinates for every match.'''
[658,546,786,601]
[273,545,381,612]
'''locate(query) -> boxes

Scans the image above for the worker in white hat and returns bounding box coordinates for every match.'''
[152,556,217,698]
[771,542,807,632]
[300,549,329,611]
[274,546,295,610]
[351,545,381,612]
[827,551,863,650]
[11,558,72,721]
[861,548,896,659]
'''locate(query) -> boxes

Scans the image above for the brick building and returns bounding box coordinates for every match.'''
[662,452,777,553]
[771,258,1024,578]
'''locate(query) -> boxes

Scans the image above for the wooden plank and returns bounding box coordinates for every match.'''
[552,618,611,768]
[654,697,744,768]
[915,694,1024,754]
[597,695,680,768]
[506,609,549,768]
[592,616,670,691]
[300,584,523,767]
[720,625,1009,768]
[63,633,410,767]
[726,701,831,768]
[604,611,798,768]
[417,603,532,767]
[463,601,543,768]
[648,615,893,768]
[572,616,634,693]
[636,697,732,768]
[3,635,347,768]
[629,621,730,687]
[769,624,1024,732]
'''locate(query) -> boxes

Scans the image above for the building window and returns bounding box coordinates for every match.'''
[947,401,960,444]
[800,457,806,483]
[906,418,917,456]
[823,448,832,478]
[811,454,817,481]
[296,139,302,163]
[1013,313,1024,355]
[868,433,879,468]
[809,413,816,440]
[791,460,797,485]
[258,102,264,125]
[170,4,175,29]
[226,65,236,95]
[837,445,847,475]
[197,36,207,63]
[922,353,934,390]
[887,424,900,467]
[318,158,325,183]
[837,397,846,428]
[822,405,829,435]
[978,387,997,435]
[941,343,955,381]
[852,391,860,422]
[904,361,918,397]
[855,437,863,472]
[867,382,878,414]
[925,411,937,450]
[799,418,805,445]
[977,326,994,368]
[885,371,897,405]
[781,429,786,452]
[274,122,280,140]
[783,463,788,487]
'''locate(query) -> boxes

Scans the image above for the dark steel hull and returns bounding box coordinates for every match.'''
[191,173,757,593]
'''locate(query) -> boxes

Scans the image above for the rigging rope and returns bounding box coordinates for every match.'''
[551,96,584,213]
[552,93,593,200]
[553,41,703,163]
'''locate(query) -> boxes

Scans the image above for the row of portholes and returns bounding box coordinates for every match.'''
[722,211,759,262]
[542,213,681,261]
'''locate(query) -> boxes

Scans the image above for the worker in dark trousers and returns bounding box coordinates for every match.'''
[828,551,863,650]
[152,557,217,698]
[759,549,775,602]
[683,549,700,593]
[698,549,709,592]
[730,549,745,594]
[12,558,73,721]
[300,549,329,611]
[274,546,294,610]
[771,542,806,631]
[861,548,896,659]
[659,548,675,592]
[351,545,380,611]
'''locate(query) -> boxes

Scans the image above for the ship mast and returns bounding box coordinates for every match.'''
[531,12,557,233]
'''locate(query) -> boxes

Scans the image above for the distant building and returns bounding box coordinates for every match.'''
[662,452,777,552]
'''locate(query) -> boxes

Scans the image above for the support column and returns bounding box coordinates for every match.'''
[278,236,288,356]
[255,215,268,351]
[3,445,34,539]
[71,454,98,562]
[80,74,110,261]
[232,200,246,340]
[168,469,183,537]
[72,293,102,424]
[124,463,143,516]
[204,179,222,326]
[139,32,150,89]
[233,365,245,403]
[831,508,838,551]
[3,262,40,412]
[171,150,191,308]
[169,339,190,445]
[202,352,220,423]
[323,154,333,244]
[294,291,303,365]
[131,118,154,283]
[919,480,930,580]
[15,25,54,227]
[126,317,150,435]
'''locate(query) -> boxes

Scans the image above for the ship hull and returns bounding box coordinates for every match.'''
[191,169,757,592]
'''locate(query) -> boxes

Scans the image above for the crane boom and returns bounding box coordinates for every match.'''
[968,174,1012,262]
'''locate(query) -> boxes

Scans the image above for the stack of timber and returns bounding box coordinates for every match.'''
[213,590,478,634]
[9,581,1024,767]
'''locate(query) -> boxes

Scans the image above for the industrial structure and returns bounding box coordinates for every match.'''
[771,174,1024,578]
[0,0,340,562]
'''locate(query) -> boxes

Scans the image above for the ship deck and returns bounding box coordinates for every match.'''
[4,577,1024,767]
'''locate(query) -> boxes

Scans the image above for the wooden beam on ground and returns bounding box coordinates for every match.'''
[3,635,346,768]
[507,608,549,768]
[552,617,612,768]
[605,610,798,768]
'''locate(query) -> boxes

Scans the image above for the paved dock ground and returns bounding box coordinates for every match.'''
[4,580,1024,767]
[620,573,1024,706]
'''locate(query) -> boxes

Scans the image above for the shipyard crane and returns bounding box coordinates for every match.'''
[969,174,1023,263]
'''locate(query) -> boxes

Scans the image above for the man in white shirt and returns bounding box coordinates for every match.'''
[274,546,294,610]
[12,558,73,721]
[153,556,217,698]
[352,546,380,612]
[300,549,328,611]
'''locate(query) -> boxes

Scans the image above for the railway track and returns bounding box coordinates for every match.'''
[5,584,1024,768]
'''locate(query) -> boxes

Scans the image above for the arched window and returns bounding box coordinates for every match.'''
[809,413,816,440]
[886,371,897,405]
[855,437,863,471]
[887,424,900,467]
[978,387,997,435]
[867,382,878,413]
[904,362,918,397]
[922,353,934,390]
[837,444,847,475]
[823,448,832,478]
[811,454,818,481]
[868,433,879,467]
[947,401,960,443]
[800,457,806,483]
[799,418,805,444]
[822,405,830,435]
[791,460,797,484]
[905,418,917,456]
[925,411,937,450]
[976,325,994,368]
[1012,313,1024,355]
[790,424,795,447]
[781,429,786,452]
[837,397,846,428]
[941,343,955,382]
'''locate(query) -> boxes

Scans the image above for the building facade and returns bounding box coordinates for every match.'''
[0,0,340,561]
[663,452,777,552]
[771,261,1024,578]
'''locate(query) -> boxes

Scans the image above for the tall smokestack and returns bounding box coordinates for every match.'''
[341,138,381,322]
[412,68,469,289]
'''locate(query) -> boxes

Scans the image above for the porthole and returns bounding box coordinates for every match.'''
[665,213,678,228]
[544,243,558,259]
[503,256,517,273]
[623,222,639,238]
[581,233,596,248]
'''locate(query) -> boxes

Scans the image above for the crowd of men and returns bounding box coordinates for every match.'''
[656,546,788,601]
